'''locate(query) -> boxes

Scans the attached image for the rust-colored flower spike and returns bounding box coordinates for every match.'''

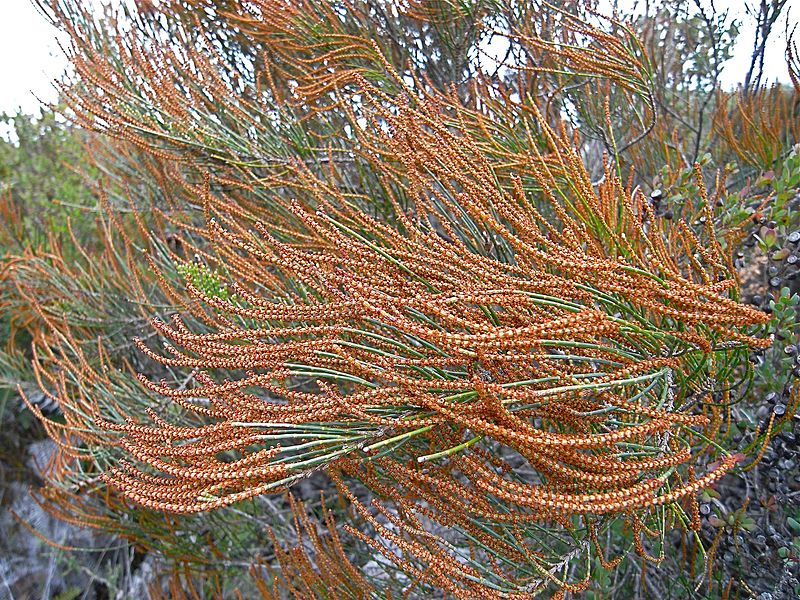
[22,0,775,596]
[788,29,800,95]
[94,99,764,589]
[713,85,800,171]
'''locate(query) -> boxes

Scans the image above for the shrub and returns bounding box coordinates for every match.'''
[4,0,799,596]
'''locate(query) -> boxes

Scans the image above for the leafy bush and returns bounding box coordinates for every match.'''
[2,0,799,597]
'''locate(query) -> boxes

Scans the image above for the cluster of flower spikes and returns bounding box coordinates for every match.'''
[27,0,775,594]
[85,79,770,592]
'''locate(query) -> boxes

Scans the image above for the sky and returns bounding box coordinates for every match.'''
[0,0,795,116]
[1,0,69,115]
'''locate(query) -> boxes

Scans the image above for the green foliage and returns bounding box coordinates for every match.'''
[771,144,800,228]
[177,261,237,303]
[760,287,800,391]
[0,108,96,247]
